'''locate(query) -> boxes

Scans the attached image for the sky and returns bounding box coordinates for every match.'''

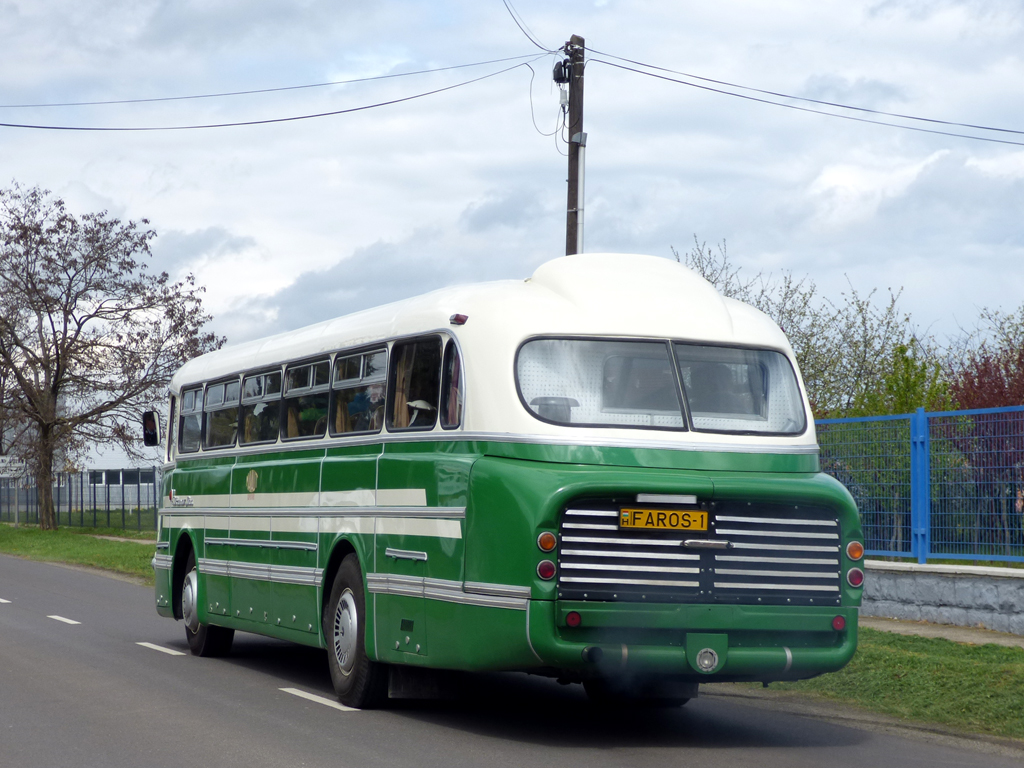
[3,1,1023,463]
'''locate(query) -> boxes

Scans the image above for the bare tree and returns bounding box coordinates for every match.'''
[0,184,224,530]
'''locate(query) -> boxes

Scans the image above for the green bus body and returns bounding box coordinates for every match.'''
[155,438,860,682]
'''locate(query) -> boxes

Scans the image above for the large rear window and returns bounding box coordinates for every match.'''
[515,338,805,435]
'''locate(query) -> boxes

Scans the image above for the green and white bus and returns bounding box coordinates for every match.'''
[152,253,863,707]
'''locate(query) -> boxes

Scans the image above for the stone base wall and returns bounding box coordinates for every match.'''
[862,561,1024,636]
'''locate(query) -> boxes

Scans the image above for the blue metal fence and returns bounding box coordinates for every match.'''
[818,405,1024,564]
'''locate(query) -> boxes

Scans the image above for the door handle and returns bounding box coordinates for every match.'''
[385,547,428,561]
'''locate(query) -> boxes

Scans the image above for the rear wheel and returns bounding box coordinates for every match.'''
[181,551,234,657]
[324,554,388,708]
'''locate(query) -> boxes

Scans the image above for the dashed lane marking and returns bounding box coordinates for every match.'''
[48,615,81,625]
[280,687,356,712]
[0,598,10,604]
[136,642,186,656]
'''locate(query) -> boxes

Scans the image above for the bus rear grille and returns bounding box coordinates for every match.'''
[556,501,842,606]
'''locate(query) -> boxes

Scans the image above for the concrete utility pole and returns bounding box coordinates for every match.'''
[563,34,585,255]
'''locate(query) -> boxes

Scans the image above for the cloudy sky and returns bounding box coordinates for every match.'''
[3,0,1023,354]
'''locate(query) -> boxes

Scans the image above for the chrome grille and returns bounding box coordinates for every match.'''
[556,500,842,605]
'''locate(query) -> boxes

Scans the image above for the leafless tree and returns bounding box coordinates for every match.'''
[0,184,224,530]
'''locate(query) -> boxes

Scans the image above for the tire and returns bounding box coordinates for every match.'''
[324,554,388,709]
[181,551,234,657]
[584,677,690,708]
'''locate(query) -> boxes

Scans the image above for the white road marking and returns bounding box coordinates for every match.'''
[136,642,186,656]
[48,615,81,625]
[0,598,11,604]
[280,687,356,712]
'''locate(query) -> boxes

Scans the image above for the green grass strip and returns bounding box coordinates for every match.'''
[771,627,1024,741]
[0,525,154,585]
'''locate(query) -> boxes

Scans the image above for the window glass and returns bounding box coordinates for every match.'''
[674,344,805,435]
[205,406,238,448]
[330,348,387,435]
[440,341,463,429]
[225,381,240,404]
[206,383,224,408]
[387,338,442,430]
[364,351,387,380]
[517,339,684,428]
[282,360,330,440]
[334,355,361,383]
[178,387,203,452]
[240,372,281,445]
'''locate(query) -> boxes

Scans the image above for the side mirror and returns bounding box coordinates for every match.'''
[142,411,161,447]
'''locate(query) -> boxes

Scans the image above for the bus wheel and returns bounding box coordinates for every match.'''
[181,551,234,657]
[583,677,690,708]
[324,554,387,709]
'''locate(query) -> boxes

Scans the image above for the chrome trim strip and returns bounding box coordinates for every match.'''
[713,582,839,592]
[198,557,323,587]
[463,581,532,599]
[714,568,839,579]
[683,539,732,550]
[155,542,170,551]
[561,562,700,575]
[565,509,619,517]
[385,547,428,562]
[206,536,317,551]
[365,573,528,610]
[562,522,619,531]
[636,493,698,505]
[152,554,173,570]
[715,515,836,527]
[730,542,839,553]
[783,646,793,673]
[560,548,700,561]
[716,528,839,540]
[560,576,699,588]
[715,555,839,566]
[160,506,466,519]
[562,535,681,547]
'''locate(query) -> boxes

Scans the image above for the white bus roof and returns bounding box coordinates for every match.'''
[170,253,815,453]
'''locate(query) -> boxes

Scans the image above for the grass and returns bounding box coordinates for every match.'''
[0,524,155,584]
[767,627,1024,741]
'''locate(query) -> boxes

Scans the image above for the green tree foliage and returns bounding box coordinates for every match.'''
[948,306,1024,409]
[0,184,225,530]
[849,340,952,417]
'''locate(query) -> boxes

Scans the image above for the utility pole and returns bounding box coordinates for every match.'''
[563,34,585,255]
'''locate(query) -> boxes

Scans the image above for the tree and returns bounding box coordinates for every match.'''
[948,305,1024,410]
[671,236,920,417]
[849,340,952,417]
[0,184,224,530]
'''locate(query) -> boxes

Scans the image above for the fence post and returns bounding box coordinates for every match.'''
[910,407,932,564]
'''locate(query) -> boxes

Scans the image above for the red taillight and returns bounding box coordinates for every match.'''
[566,611,582,628]
[846,541,864,560]
[847,567,864,588]
[449,313,468,325]
[537,560,556,580]
[537,532,557,552]
[832,615,846,631]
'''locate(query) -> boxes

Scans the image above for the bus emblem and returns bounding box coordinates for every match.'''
[246,470,259,496]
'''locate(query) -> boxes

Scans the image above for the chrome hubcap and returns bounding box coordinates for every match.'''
[332,590,358,675]
[182,567,199,633]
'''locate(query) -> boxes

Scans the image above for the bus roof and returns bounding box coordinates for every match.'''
[170,253,794,392]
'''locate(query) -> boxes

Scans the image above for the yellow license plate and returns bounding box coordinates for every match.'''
[619,508,708,531]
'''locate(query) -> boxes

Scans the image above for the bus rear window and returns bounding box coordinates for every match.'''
[516,338,805,435]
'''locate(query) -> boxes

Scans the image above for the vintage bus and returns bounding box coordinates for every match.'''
[152,252,863,708]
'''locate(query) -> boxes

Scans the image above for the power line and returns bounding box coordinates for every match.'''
[0,60,541,132]
[501,0,555,53]
[0,54,541,109]
[588,46,1024,139]
[590,58,1024,148]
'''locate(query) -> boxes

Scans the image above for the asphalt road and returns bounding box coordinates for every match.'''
[1,553,1020,768]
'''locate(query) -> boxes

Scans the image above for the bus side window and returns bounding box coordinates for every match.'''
[331,349,386,436]
[440,340,463,429]
[178,387,203,453]
[387,337,442,430]
[240,371,281,444]
[282,360,330,440]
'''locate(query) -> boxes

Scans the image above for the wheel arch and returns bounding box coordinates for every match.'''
[171,531,198,621]
[321,536,360,632]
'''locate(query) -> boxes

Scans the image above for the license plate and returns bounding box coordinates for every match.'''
[619,507,708,531]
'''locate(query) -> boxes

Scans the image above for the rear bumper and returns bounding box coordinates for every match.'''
[528,600,858,682]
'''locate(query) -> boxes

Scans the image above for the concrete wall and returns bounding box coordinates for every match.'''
[862,561,1024,636]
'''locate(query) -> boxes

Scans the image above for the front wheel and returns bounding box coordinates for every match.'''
[181,551,234,657]
[324,554,388,708]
